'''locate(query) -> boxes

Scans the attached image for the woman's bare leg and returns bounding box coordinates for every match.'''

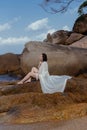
[25,77,31,83]
[17,67,38,84]
[17,72,32,84]
[25,71,37,83]
[25,67,38,83]
[31,67,38,73]
[21,71,37,83]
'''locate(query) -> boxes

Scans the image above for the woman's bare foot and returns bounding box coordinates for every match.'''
[25,78,31,83]
[17,81,23,85]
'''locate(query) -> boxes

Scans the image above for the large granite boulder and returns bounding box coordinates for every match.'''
[0,53,23,76]
[45,31,86,47]
[20,41,87,76]
[70,36,87,48]
[73,14,87,34]
[65,33,84,45]
[45,30,71,45]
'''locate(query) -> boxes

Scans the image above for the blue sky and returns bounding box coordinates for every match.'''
[0,0,83,54]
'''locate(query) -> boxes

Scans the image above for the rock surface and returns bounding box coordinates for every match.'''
[45,31,86,46]
[73,14,87,34]
[1,15,87,76]
[65,33,84,45]
[0,14,87,126]
[45,30,71,45]
[0,116,87,130]
[44,14,87,48]
[70,36,87,48]
[0,53,23,76]
[20,41,87,76]
[45,30,87,48]
[0,77,87,124]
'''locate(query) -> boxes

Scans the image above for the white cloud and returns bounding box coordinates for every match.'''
[0,36,30,45]
[47,28,56,34]
[63,25,70,31]
[26,18,49,31]
[0,16,21,32]
[26,18,56,40]
[0,23,11,32]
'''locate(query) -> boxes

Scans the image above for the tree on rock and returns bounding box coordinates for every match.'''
[78,1,87,15]
[40,0,87,15]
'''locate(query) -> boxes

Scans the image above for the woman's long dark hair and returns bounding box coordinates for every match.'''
[42,53,47,62]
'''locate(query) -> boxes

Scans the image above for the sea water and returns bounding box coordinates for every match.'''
[0,74,19,82]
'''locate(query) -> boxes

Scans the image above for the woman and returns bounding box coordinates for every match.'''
[18,53,72,94]
[17,53,44,84]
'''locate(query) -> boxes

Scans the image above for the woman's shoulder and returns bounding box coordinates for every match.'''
[42,61,48,64]
[42,62,48,66]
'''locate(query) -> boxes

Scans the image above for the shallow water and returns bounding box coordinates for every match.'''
[0,74,19,82]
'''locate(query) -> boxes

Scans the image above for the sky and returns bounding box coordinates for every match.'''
[0,0,84,54]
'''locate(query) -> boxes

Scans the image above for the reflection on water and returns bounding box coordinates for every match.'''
[0,74,19,82]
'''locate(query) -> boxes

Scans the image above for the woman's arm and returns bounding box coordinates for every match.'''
[38,61,42,69]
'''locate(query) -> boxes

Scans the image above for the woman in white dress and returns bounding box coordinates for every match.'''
[18,53,72,94]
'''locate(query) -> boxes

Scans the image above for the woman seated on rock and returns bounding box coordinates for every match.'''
[17,53,72,94]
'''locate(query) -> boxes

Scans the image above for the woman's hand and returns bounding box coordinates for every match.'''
[38,61,42,69]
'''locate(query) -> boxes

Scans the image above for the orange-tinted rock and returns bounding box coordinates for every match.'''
[5,103,87,124]
[0,78,87,112]
[0,53,23,76]
[0,81,41,96]
[0,77,87,123]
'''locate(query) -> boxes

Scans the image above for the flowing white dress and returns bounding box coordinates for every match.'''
[38,61,72,94]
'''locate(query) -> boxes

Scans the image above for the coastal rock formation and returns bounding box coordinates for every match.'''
[0,14,87,125]
[44,14,87,48]
[73,14,87,34]
[0,77,87,123]
[0,53,23,76]
[6,103,87,124]
[0,15,87,77]
[45,30,71,44]
[70,36,87,48]
[44,30,87,47]
[45,31,87,48]
[65,33,84,45]
[20,41,87,76]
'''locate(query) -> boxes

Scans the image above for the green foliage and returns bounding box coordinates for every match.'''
[41,0,87,15]
[74,14,87,22]
[78,0,87,15]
